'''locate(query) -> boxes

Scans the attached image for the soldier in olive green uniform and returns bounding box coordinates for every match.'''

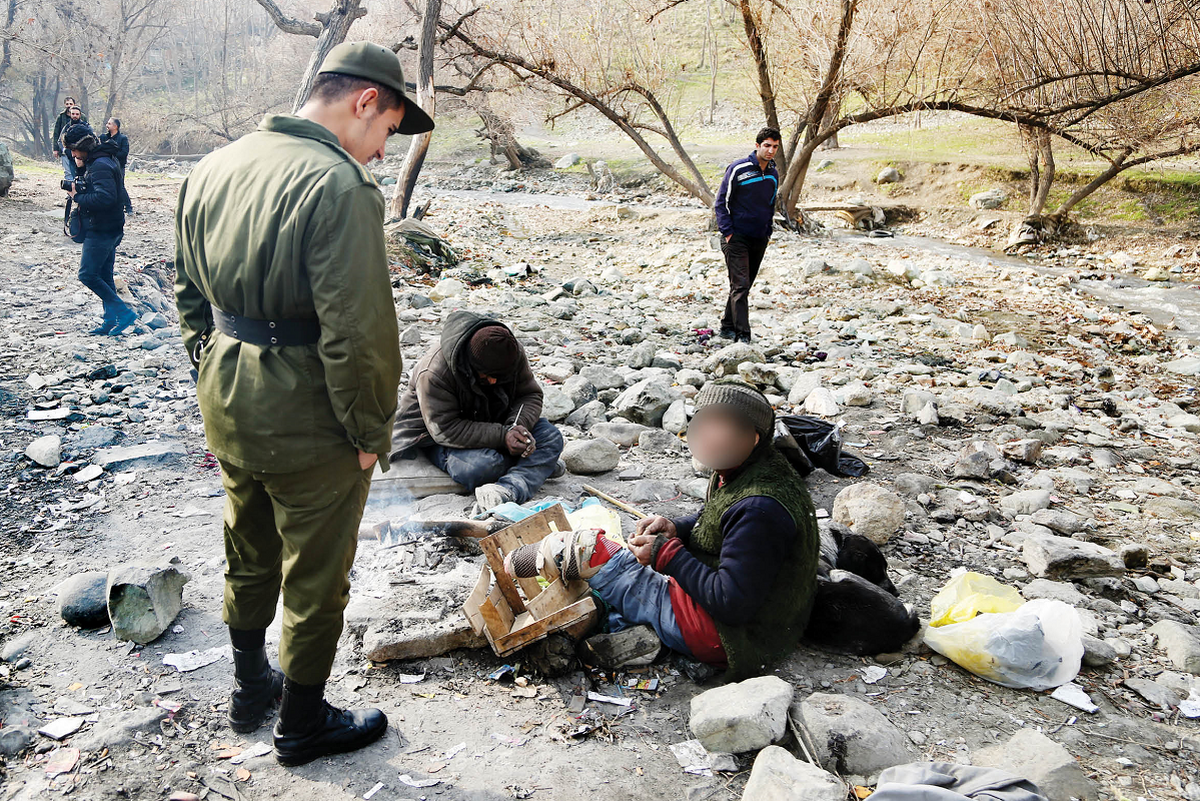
[174,42,434,767]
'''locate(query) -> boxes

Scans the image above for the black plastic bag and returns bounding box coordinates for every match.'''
[775,414,869,477]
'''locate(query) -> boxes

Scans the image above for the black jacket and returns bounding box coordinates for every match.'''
[53,111,88,153]
[74,140,125,235]
[100,132,129,170]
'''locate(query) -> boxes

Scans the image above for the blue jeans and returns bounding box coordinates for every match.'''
[79,231,131,323]
[424,418,563,503]
[588,549,691,655]
[61,153,76,179]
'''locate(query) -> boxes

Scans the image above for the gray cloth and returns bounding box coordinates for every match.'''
[871,762,1048,801]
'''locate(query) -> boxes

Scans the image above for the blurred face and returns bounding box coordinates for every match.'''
[688,406,759,471]
[755,137,780,164]
[340,88,407,165]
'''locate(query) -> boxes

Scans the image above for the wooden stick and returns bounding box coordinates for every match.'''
[581,484,650,520]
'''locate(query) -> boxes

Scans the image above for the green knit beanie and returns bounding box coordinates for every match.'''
[693,378,775,437]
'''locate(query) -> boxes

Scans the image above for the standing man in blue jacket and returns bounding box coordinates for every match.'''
[713,128,781,343]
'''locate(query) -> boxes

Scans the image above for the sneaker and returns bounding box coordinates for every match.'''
[474,483,515,511]
[90,320,115,335]
[579,625,662,669]
[550,459,567,479]
[108,309,138,336]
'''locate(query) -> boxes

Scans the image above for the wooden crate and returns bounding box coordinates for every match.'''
[462,504,598,657]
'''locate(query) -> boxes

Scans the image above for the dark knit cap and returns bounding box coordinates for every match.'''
[468,325,520,377]
[62,123,99,152]
[694,378,775,437]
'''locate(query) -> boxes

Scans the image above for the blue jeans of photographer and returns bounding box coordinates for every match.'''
[79,231,131,324]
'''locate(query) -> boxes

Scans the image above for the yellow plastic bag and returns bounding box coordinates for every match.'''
[923,599,1083,690]
[929,571,1024,627]
[566,503,626,547]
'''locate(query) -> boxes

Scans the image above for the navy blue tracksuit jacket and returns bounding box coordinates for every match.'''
[714,153,778,239]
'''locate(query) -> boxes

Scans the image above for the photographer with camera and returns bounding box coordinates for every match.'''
[62,123,137,336]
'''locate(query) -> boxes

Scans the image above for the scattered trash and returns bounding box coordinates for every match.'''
[1180,690,1200,719]
[587,691,632,707]
[363,781,385,799]
[929,572,1024,627]
[860,665,887,685]
[924,599,1083,690]
[624,677,659,691]
[38,717,84,740]
[229,740,272,764]
[163,645,231,672]
[399,774,441,788]
[1051,682,1099,714]
[670,739,714,776]
[489,665,516,682]
[44,747,80,777]
[491,732,529,746]
[398,671,427,684]
[775,414,869,477]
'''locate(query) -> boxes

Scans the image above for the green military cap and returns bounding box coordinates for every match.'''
[318,41,436,135]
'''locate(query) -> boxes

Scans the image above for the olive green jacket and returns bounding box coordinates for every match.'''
[174,114,401,473]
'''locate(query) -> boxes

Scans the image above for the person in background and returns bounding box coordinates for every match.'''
[390,310,565,511]
[53,101,87,179]
[101,118,133,214]
[63,123,137,336]
[713,127,781,344]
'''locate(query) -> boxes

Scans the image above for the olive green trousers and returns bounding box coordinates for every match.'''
[217,448,371,685]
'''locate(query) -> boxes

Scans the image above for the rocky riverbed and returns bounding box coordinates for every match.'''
[2,159,1200,801]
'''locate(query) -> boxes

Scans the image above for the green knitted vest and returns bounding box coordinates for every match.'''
[689,444,819,680]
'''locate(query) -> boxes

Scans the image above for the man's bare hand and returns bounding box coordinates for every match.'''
[357,450,378,471]
[725,234,732,243]
[635,515,677,540]
[628,533,656,566]
[506,425,535,457]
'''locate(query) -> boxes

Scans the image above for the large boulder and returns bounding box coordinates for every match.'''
[0,142,13,196]
[1020,534,1125,580]
[972,728,1095,801]
[689,675,794,753]
[610,378,679,427]
[106,563,191,644]
[57,571,110,628]
[832,482,905,544]
[741,746,846,801]
[562,438,620,474]
[792,693,915,776]
[703,342,765,377]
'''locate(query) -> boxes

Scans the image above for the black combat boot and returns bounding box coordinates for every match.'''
[272,680,387,767]
[228,646,284,733]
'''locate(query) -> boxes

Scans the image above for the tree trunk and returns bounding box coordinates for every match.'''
[1023,125,1055,215]
[389,0,440,219]
[817,101,840,150]
[736,0,784,176]
[779,0,857,220]
[288,0,367,112]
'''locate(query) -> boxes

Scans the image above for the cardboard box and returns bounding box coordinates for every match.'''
[462,504,598,657]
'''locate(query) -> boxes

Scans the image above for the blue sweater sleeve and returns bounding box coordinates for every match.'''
[659,496,794,626]
[713,162,736,236]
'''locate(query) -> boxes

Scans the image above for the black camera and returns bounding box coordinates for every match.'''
[60,175,86,193]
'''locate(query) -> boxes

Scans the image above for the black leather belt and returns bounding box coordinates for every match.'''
[212,307,320,346]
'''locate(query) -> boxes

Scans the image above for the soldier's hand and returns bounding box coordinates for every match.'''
[357,450,378,471]
[506,425,534,457]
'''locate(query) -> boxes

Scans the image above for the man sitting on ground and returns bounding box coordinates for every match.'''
[391,310,564,510]
[505,379,819,680]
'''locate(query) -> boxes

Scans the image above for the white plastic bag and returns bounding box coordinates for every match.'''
[923,599,1083,690]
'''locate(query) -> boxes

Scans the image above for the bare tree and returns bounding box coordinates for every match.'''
[252,0,366,111]
[389,0,439,219]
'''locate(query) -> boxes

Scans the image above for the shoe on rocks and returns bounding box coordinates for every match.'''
[550,459,567,479]
[90,320,115,335]
[474,483,515,511]
[505,528,609,582]
[579,625,662,669]
[273,686,387,767]
[735,332,752,344]
[718,328,736,340]
[228,646,284,733]
[108,309,138,336]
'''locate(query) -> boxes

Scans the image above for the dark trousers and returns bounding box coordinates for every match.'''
[423,418,564,503]
[78,231,131,323]
[720,234,769,336]
[120,169,131,213]
[218,448,372,685]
